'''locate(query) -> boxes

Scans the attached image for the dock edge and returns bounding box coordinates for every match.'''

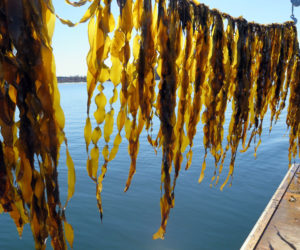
[240,163,300,250]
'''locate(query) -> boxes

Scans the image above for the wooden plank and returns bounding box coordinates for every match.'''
[255,163,300,249]
[241,164,300,250]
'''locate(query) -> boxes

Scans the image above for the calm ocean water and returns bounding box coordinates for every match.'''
[0,82,295,249]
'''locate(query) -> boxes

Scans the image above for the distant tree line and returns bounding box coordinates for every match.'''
[57,70,159,83]
[57,76,86,83]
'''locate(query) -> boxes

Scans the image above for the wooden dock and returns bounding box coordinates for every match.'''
[241,163,300,250]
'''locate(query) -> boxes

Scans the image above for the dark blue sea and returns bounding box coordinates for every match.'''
[0,82,295,249]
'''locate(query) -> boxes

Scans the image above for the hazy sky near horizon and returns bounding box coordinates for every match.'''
[52,0,300,76]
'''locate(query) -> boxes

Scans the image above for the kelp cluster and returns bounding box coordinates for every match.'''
[82,0,300,240]
[0,0,75,249]
[0,0,300,248]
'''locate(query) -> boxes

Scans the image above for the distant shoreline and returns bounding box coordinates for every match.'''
[57,76,86,83]
[57,70,160,83]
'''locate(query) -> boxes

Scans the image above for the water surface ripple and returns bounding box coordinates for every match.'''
[0,83,294,250]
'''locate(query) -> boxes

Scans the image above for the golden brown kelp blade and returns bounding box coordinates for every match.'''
[137,0,157,131]
[0,0,75,248]
[153,0,182,239]
[0,0,29,239]
[220,18,253,190]
[0,140,28,238]
[287,53,300,165]
[186,3,210,171]
[123,0,143,192]
[276,24,298,122]
[200,10,225,183]
[173,17,192,192]
[84,0,115,220]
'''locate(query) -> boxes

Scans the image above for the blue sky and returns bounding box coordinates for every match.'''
[52,0,300,76]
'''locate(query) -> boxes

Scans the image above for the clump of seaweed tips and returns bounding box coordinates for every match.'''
[1,0,300,248]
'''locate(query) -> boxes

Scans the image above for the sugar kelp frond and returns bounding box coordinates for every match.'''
[1,0,300,248]
[0,0,75,249]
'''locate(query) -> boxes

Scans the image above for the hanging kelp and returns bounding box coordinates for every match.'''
[85,0,115,220]
[83,0,300,240]
[0,0,75,249]
[1,0,300,248]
